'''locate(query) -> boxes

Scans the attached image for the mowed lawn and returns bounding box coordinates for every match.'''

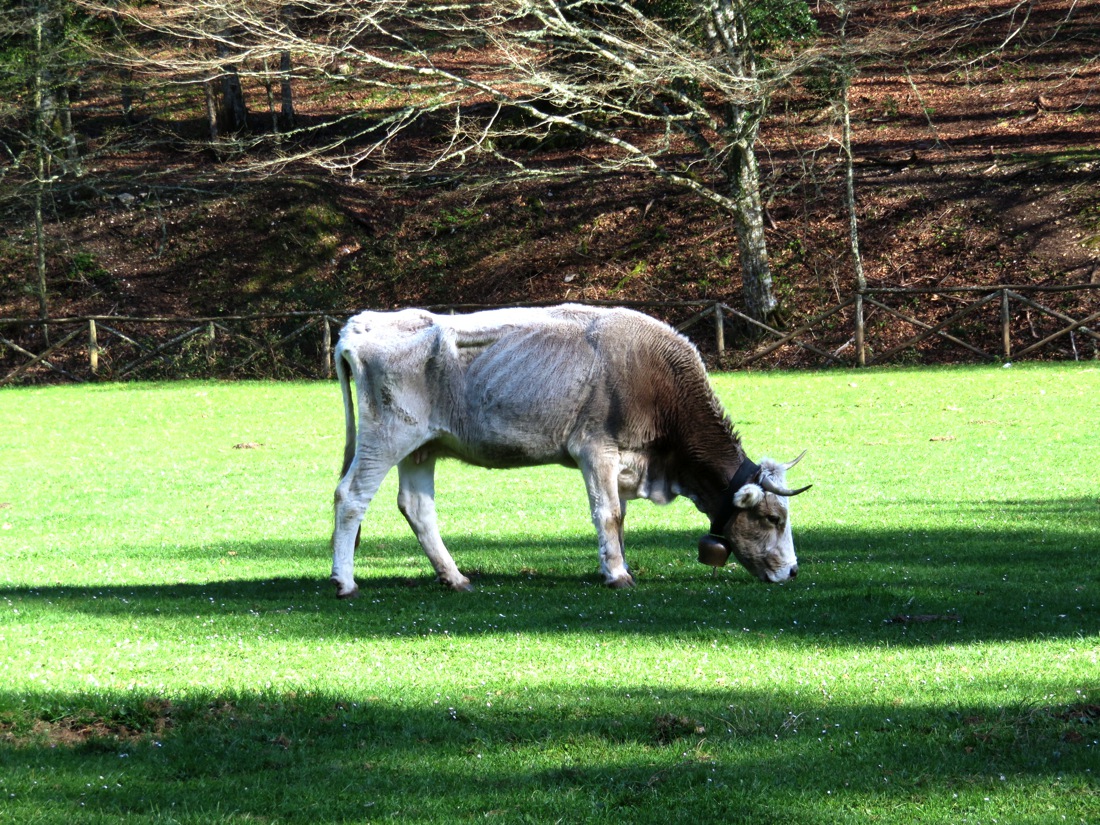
[0,365,1097,824]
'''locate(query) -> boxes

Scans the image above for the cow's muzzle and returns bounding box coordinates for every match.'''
[763,563,798,583]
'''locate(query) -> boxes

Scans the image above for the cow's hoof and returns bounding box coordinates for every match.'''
[442,576,473,592]
[606,574,635,589]
[331,576,359,599]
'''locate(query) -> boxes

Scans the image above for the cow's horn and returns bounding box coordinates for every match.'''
[759,478,813,497]
[782,450,808,471]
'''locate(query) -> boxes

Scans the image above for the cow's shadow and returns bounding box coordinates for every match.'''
[4,500,1096,646]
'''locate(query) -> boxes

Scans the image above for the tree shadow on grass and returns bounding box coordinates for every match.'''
[2,502,1095,820]
[2,498,1096,646]
[0,683,1095,824]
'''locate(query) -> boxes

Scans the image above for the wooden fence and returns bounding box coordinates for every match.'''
[734,283,1099,369]
[1,285,1097,385]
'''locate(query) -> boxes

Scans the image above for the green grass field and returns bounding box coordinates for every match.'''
[1,365,1097,823]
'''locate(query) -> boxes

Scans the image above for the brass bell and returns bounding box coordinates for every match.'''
[697,535,731,567]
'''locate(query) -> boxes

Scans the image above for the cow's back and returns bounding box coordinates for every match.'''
[338,305,718,468]
[445,305,707,465]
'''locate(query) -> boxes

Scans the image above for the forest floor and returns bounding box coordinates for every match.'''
[1,1,1098,369]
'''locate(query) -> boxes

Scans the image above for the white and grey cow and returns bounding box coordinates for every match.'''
[330,304,810,597]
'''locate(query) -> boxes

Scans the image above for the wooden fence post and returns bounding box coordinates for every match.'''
[855,292,866,367]
[88,319,98,376]
[206,321,216,367]
[1001,289,1012,361]
[322,316,332,379]
[714,303,725,363]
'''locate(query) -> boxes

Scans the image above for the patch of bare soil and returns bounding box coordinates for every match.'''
[0,699,174,749]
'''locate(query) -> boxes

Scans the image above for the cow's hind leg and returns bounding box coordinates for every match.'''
[331,454,391,598]
[577,451,634,588]
[397,455,472,592]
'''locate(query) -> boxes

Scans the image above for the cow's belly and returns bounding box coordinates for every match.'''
[425,432,577,470]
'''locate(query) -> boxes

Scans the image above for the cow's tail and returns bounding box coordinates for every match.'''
[335,344,357,480]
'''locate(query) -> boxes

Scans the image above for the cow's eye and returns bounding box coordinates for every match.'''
[766,515,781,527]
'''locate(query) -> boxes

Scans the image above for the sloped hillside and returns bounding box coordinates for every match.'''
[1,0,1097,369]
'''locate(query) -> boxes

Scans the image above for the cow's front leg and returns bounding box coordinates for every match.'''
[577,451,634,588]
[331,453,391,599]
[397,455,472,592]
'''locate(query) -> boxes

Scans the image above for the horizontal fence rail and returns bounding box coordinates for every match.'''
[1,286,1097,385]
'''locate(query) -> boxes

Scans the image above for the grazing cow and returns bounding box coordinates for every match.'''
[330,305,810,597]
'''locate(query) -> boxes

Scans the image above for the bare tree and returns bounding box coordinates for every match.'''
[88,0,824,323]
[453,0,793,322]
[86,0,1087,324]
[0,0,90,337]
[396,0,810,323]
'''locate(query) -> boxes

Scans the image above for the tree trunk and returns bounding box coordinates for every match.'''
[727,107,777,325]
[838,1,866,364]
[216,41,248,132]
[120,69,136,125]
[32,4,50,342]
[34,180,49,343]
[204,80,219,141]
[279,51,295,130]
[841,74,866,365]
[707,2,776,326]
[56,85,82,175]
[263,57,278,133]
[732,149,777,325]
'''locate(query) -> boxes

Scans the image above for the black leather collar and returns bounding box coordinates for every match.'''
[708,458,761,536]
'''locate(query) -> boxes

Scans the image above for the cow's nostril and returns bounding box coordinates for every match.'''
[788,564,798,579]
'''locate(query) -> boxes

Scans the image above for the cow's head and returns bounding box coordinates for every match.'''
[698,452,811,582]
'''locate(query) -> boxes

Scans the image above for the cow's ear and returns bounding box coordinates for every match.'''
[733,483,765,509]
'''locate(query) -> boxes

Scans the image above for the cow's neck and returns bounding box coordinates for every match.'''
[652,354,753,523]
[665,405,751,523]
[683,447,749,519]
